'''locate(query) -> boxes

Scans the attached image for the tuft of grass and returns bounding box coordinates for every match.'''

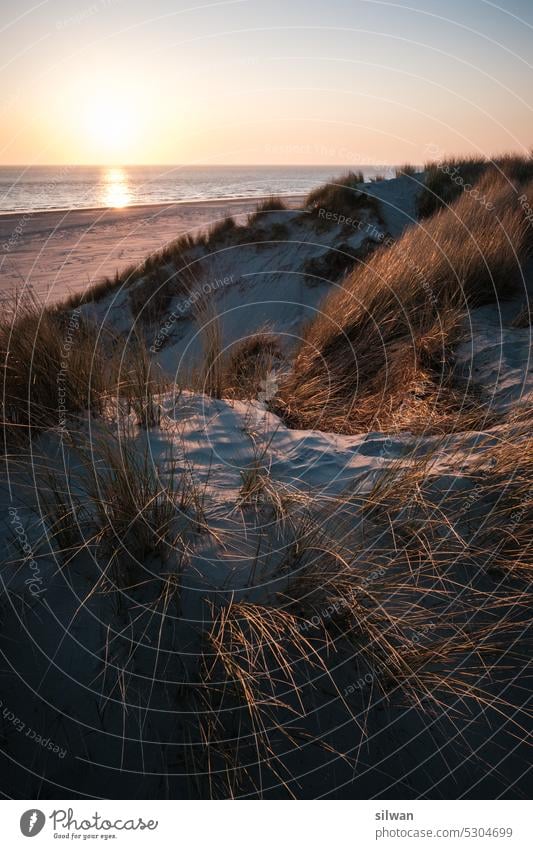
[469,425,533,581]
[204,216,239,247]
[203,600,331,797]
[61,268,133,310]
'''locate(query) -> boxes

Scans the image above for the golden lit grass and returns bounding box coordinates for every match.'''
[192,296,224,399]
[203,600,337,797]
[190,307,282,401]
[199,483,532,797]
[236,433,309,534]
[358,426,533,585]
[3,164,532,800]
[7,414,530,798]
[77,432,179,579]
[274,172,531,434]
[280,469,531,709]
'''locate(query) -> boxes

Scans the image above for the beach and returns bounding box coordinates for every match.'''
[0,195,304,304]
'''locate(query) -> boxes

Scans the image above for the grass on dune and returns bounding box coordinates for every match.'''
[117,330,169,427]
[128,238,201,325]
[61,194,291,319]
[247,195,288,224]
[273,170,533,435]
[202,205,291,252]
[303,241,377,284]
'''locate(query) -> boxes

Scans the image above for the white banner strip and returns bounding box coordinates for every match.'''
[2,800,531,848]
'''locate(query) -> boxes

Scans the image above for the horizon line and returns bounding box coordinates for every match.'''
[0,162,410,169]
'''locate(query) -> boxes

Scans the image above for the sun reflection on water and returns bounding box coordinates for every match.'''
[102,168,132,208]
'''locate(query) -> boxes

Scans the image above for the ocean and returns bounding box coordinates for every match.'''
[0,164,395,214]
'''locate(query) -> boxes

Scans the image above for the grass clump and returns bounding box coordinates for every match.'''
[247,195,287,225]
[395,163,419,177]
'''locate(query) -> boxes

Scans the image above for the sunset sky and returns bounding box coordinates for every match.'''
[1,0,532,165]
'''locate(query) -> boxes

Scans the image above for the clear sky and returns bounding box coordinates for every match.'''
[1,0,532,165]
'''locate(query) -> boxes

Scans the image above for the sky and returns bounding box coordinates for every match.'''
[0,0,532,165]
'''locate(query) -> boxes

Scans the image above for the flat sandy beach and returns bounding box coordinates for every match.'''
[0,195,304,304]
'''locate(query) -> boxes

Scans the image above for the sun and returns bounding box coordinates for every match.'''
[84,94,136,157]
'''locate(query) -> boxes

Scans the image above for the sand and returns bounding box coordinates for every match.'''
[0,195,304,305]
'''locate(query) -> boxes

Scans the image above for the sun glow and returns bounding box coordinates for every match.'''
[84,94,136,159]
